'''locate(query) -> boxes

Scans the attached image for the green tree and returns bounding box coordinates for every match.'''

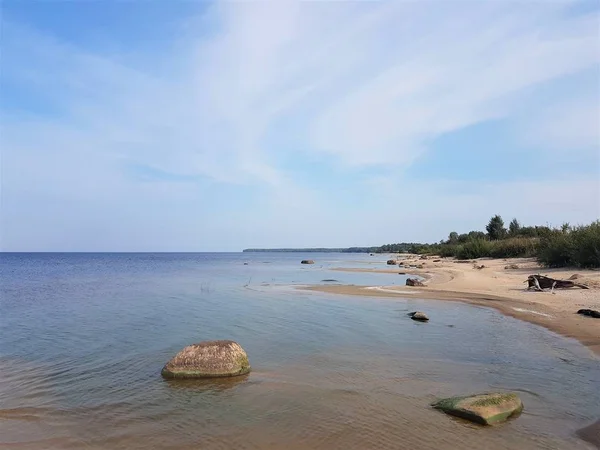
[448,231,459,244]
[467,231,487,240]
[508,218,521,236]
[486,215,506,240]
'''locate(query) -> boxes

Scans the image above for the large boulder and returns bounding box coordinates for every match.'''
[161,340,251,379]
[387,259,398,265]
[406,278,425,287]
[432,392,523,425]
[301,260,315,264]
[408,311,429,322]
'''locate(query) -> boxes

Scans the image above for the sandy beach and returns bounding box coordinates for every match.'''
[305,256,600,356]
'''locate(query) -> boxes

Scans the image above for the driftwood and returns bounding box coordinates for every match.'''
[525,274,589,292]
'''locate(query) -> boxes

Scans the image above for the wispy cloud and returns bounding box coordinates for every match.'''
[1,0,599,250]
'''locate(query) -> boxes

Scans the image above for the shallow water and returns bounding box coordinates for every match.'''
[1,253,598,449]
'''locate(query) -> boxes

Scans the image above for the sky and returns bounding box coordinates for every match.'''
[1,0,599,252]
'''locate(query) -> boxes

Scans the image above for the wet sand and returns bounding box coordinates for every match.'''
[304,256,600,356]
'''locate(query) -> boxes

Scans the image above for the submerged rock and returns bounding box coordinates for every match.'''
[432,392,523,425]
[301,260,315,264]
[408,311,429,322]
[161,340,251,379]
[406,278,425,287]
[577,419,600,449]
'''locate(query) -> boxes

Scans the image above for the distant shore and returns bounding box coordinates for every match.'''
[303,256,600,356]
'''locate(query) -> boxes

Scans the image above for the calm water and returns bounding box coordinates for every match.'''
[1,253,599,450]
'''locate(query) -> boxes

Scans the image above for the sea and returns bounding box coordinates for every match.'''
[1,252,598,449]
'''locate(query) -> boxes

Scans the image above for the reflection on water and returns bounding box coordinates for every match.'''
[1,253,599,449]
[163,374,251,392]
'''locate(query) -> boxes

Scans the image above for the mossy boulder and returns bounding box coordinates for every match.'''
[432,392,523,425]
[161,340,251,379]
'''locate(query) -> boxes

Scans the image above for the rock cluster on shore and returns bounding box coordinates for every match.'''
[161,340,251,379]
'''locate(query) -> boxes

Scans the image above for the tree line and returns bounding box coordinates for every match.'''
[383,216,599,268]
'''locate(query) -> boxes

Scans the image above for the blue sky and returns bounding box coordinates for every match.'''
[1,0,599,251]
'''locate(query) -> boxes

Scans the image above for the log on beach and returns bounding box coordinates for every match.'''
[526,274,589,291]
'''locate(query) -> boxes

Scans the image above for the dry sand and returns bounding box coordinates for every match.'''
[305,256,600,356]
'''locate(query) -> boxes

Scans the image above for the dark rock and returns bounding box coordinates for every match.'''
[577,309,600,318]
[301,260,315,264]
[406,278,425,287]
[577,420,600,449]
[387,259,398,265]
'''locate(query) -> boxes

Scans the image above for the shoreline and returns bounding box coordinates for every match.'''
[303,257,600,356]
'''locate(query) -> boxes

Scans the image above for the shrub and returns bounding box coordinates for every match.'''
[570,221,600,268]
[457,239,494,259]
[537,231,574,267]
[489,237,538,258]
[538,221,600,268]
[439,244,461,258]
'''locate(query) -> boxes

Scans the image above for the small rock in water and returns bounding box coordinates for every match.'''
[301,260,315,264]
[432,392,523,425]
[408,311,429,322]
[161,340,251,379]
[406,278,425,287]
[321,279,339,283]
